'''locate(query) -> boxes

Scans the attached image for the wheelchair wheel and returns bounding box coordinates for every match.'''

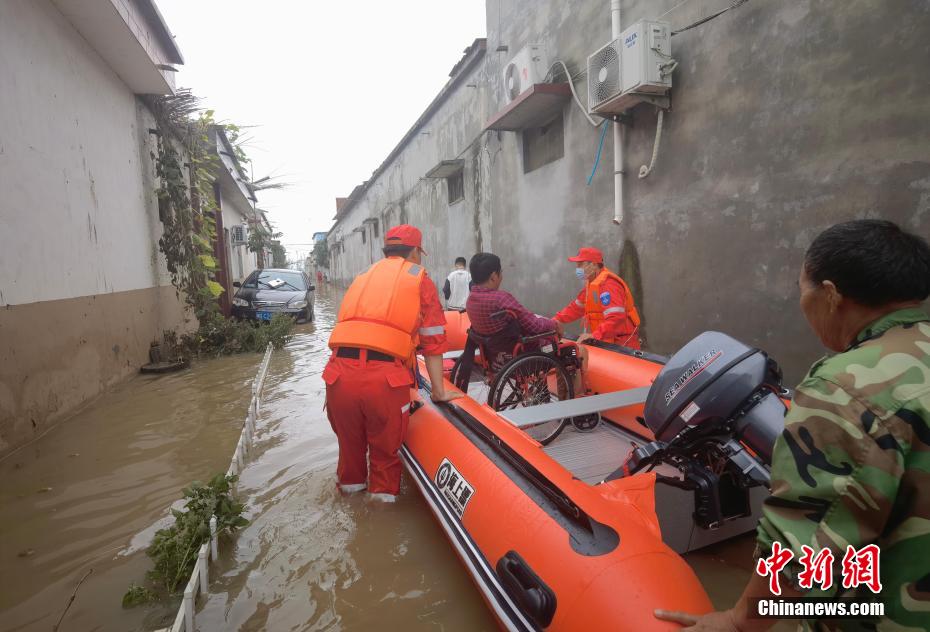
[571,412,601,432]
[488,352,574,445]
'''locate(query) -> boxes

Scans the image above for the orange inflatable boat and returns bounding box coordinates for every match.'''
[401,312,788,630]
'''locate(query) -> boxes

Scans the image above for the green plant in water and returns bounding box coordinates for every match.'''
[123,474,247,607]
[122,583,156,608]
[182,313,294,357]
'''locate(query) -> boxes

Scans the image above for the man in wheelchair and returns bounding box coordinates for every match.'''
[463,252,563,371]
[450,253,589,445]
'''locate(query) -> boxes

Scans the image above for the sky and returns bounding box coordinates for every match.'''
[156,0,487,264]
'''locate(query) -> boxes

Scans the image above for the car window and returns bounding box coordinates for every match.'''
[256,270,306,291]
[242,271,259,288]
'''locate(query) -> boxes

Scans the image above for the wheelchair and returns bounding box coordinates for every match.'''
[450,311,600,445]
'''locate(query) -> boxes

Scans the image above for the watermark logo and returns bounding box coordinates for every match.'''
[756,542,882,595]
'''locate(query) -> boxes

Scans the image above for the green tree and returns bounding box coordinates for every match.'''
[247,219,282,268]
[271,241,287,268]
[313,240,330,269]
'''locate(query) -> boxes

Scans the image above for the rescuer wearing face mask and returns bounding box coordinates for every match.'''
[552,247,642,350]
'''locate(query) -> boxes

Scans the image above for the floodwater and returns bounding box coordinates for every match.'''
[0,285,777,631]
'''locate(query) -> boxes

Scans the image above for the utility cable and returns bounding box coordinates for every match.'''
[587,118,611,185]
[672,0,751,35]
[546,60,604,127]
[638,108,664,179]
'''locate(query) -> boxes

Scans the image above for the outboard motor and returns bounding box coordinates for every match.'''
[613,332,788,529]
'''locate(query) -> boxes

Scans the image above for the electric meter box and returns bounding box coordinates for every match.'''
[620,19,672,95]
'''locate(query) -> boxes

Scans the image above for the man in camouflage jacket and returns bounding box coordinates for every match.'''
[656,220,930,631]
[757,307,930,630]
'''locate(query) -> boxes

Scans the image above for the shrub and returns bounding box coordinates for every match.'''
[179,312,294,358]
[123,474,247,606]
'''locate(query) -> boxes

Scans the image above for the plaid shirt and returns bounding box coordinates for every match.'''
[466,286,557,337]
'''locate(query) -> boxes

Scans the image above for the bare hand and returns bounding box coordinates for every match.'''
[576,333,593,344]
[554,320,565,338]
[654,609,742,631]
[431,389,464,403]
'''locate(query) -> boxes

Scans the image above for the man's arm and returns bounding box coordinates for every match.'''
[417,275,461,402]
[554,287,586,324]
[498,292,559,336]
[656,571,799,631]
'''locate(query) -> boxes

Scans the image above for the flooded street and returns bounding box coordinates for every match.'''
[0,335,263,630]
[1,285,769,631]
[193,287,496,631]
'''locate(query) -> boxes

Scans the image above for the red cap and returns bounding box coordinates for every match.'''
[384,224,427,254]
[568,247,603,264]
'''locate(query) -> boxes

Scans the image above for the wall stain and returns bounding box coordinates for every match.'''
[617,239,645,344]
[89,172,98,210]
[472,151,483,252]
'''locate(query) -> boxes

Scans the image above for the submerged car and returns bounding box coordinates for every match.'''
[231,268,315,323]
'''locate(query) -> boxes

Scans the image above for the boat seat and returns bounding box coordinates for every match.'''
[497,387,651,428]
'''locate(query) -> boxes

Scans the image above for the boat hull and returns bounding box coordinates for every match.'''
[403,384,713,630]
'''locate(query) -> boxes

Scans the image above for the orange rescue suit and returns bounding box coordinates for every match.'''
[586,269,640,334]
[556,268,641,348]
[329,257,425,361]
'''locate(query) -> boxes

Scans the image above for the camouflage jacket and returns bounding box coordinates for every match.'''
[756,307,930,631]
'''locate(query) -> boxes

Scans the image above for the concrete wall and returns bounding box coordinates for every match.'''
[0,0,190,454]
[327,44,490,293]
[330,0,930,384]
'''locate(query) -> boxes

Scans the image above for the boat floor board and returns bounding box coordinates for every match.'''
[543,422,676,484]
[466,381,491,402]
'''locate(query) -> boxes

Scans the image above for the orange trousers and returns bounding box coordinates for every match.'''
[599,327,641,350]
[614,331,641,350]
[322,354,414,495]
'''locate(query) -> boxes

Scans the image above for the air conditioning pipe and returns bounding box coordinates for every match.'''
[611,0,624,225]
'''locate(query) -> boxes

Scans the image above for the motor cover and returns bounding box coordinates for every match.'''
[643,332,786,465]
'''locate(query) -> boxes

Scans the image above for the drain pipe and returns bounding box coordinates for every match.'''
[610,0,624,225]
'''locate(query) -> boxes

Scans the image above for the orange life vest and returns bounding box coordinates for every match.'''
[584,268,641,335]
[328,257,425,360]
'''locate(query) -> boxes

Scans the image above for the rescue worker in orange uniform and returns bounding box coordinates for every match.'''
[553,247,642,349]
[324,225,462,502]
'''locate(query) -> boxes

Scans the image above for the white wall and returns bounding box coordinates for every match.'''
[0,0,171,306]
[218,178,258,282]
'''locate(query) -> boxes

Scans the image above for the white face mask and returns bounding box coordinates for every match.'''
[575,267,586,280]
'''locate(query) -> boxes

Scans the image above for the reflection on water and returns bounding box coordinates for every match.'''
[0,284,774,631]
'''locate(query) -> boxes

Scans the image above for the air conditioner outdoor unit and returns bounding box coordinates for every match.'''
[588,19,673,115]
[502,44,549,104]
[231,224,248,245]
